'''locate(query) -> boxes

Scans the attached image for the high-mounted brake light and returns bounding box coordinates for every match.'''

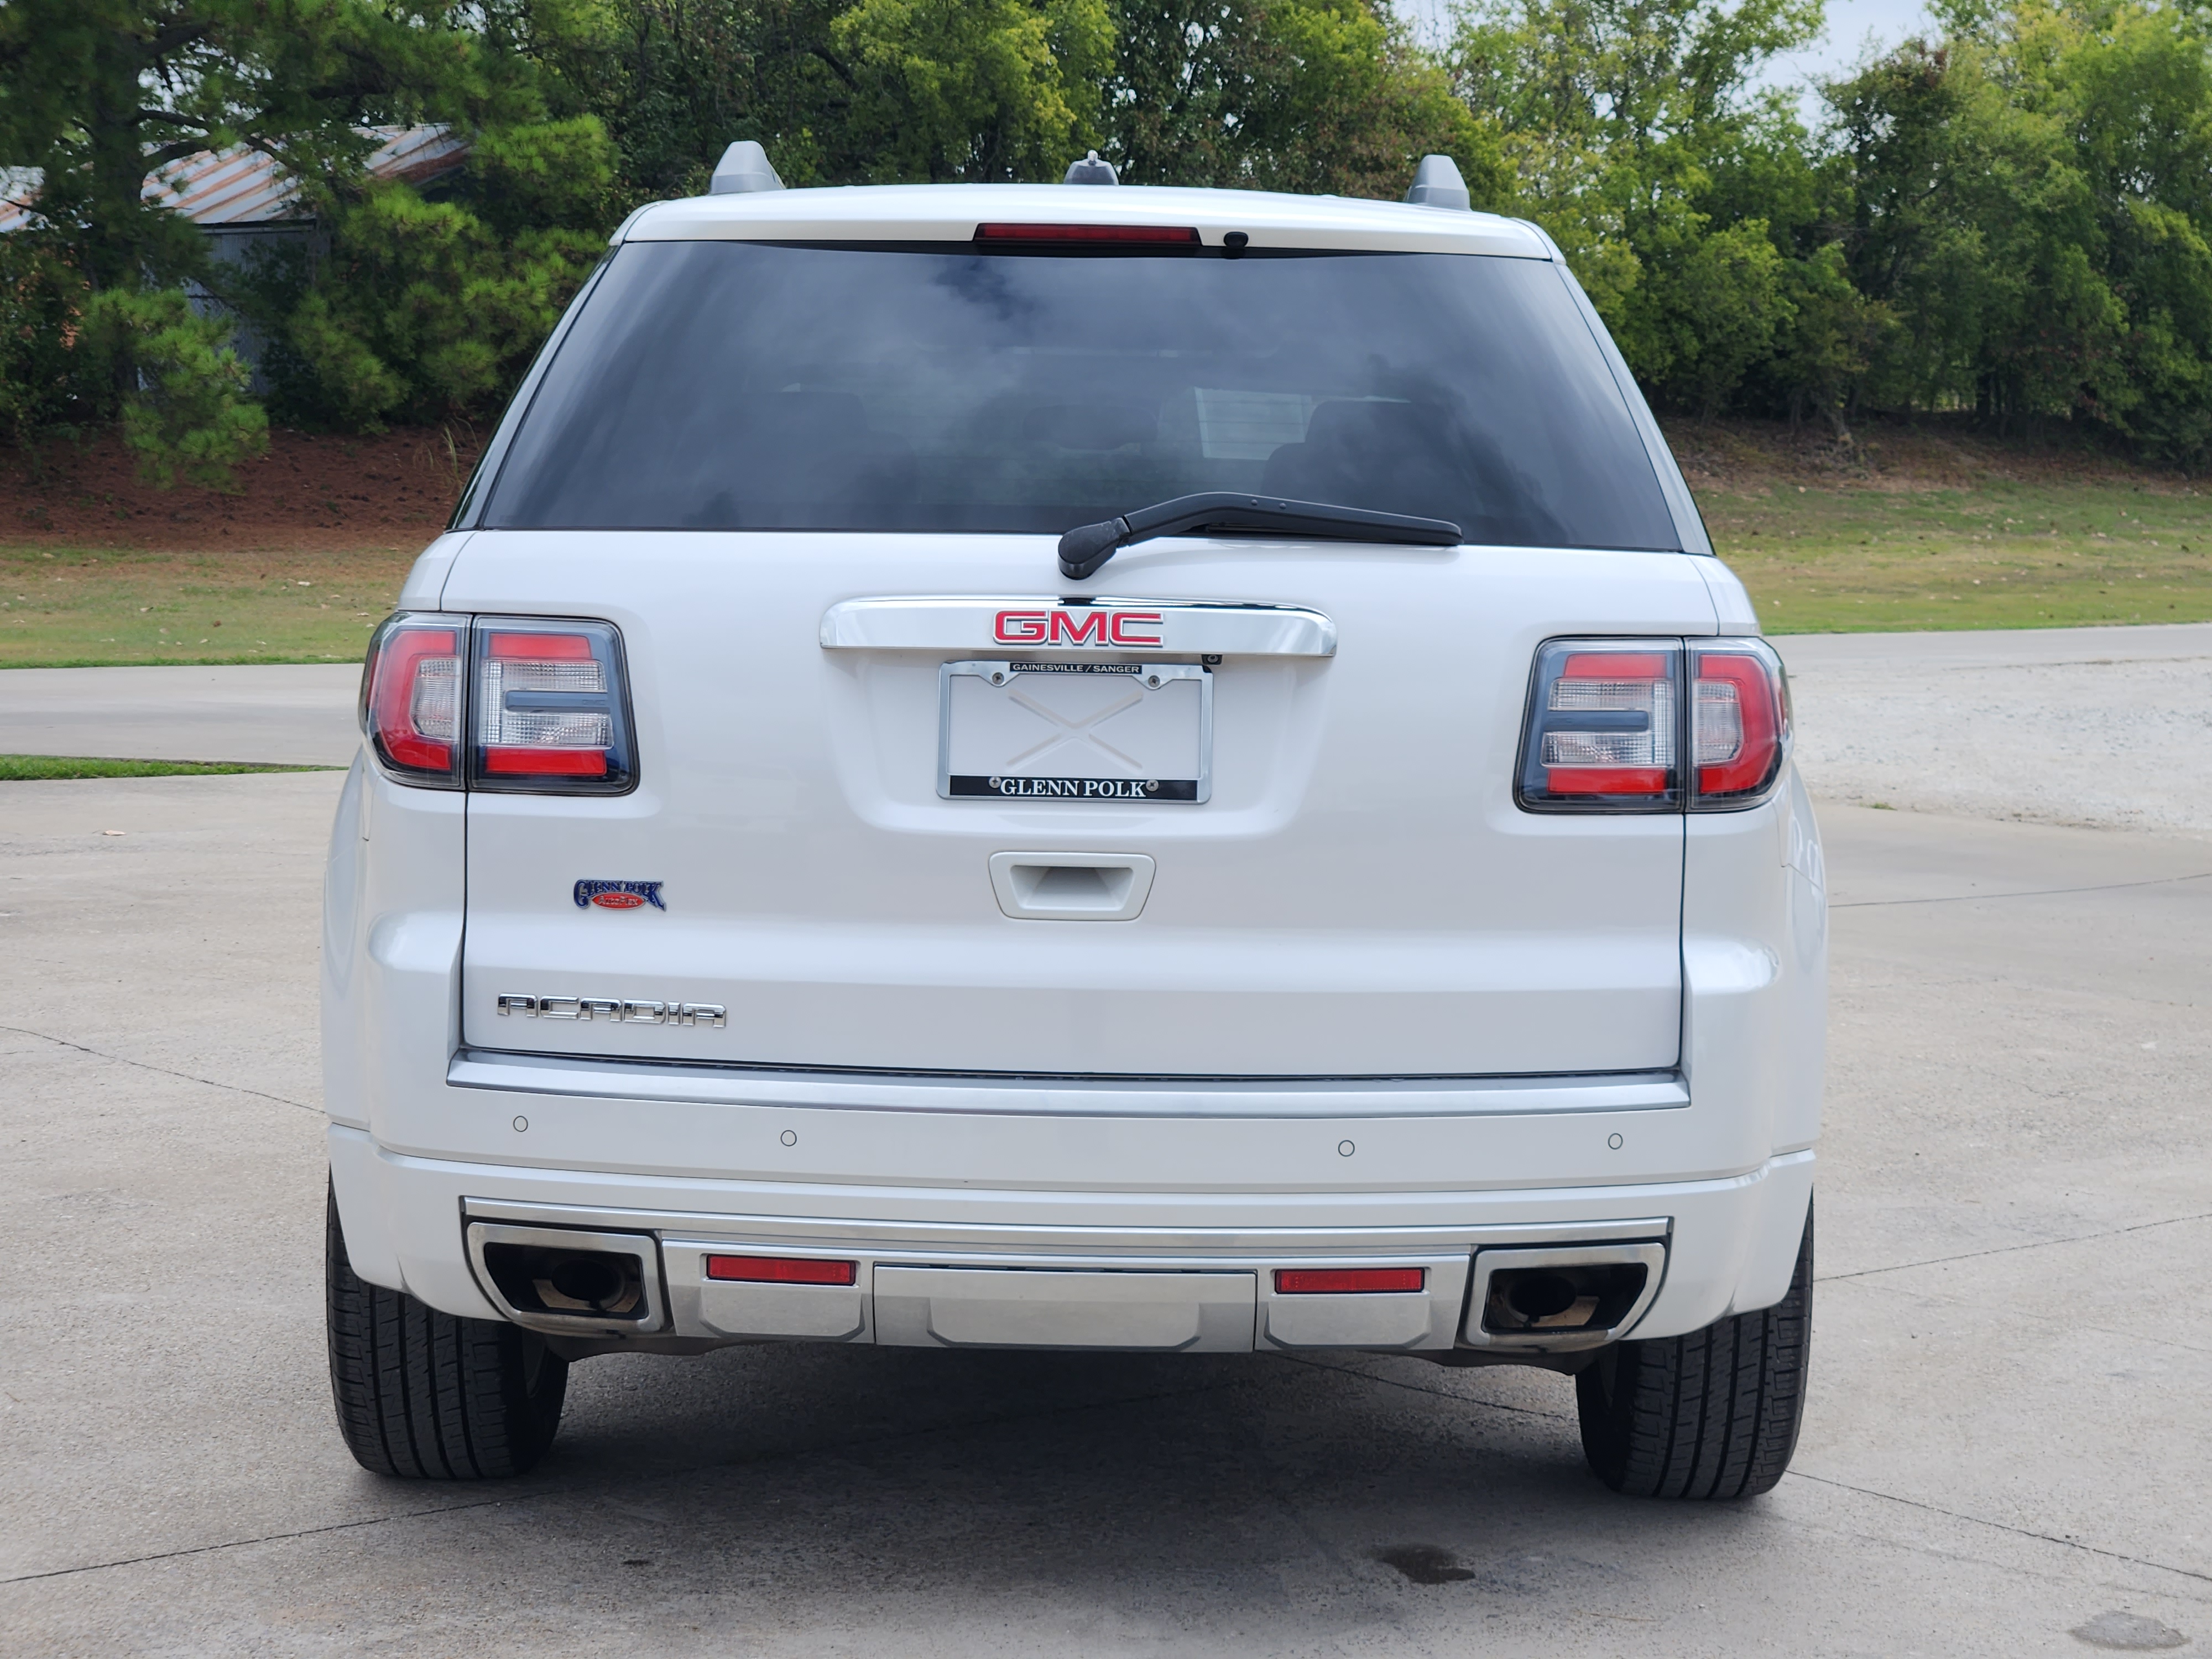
[471,617,637,794]
[1275,1268,1427,1294]
[361,613,467,786]
[1691,639,1790,805]
[1516,639,1683,811]
[705,1255,859,1286]
[974,222,1202,245]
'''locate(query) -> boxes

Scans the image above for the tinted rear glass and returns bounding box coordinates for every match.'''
[483,241,1680,550]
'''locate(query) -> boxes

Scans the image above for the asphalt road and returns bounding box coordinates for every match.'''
[2,634,2209,1655]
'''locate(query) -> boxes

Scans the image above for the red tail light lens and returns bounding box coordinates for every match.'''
[361,613,466,786]
[470,617,637,794]
[1516,639,1683,810]
[1691,639,1790,806]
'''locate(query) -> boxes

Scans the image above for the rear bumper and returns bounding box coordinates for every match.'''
[330,1124,1813,1350]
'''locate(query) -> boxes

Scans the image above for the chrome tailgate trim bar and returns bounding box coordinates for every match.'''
[448,1048,1688,1119]
[819,596,1336,657]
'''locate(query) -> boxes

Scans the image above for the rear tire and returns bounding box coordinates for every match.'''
[325,1178,567,1478]
[1575,1201,1812,1499]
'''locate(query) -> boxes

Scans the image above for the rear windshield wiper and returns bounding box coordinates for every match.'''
[1057,492,1462,582]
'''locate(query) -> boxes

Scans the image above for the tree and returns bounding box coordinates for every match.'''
[830,0,1114,181]
[1107,0,1502,200]
[1452,0,1822,410]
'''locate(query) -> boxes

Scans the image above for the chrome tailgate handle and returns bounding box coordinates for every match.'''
[989,851,1155,920]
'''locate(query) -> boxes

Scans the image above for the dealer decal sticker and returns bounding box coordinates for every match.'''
[573,879,666,911]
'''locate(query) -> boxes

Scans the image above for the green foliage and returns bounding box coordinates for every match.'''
[1105,0,1499,199]
[0,235,93,442]
[828,0,1114,181]
[17,0,2212,466]
[81,285,268,487]
[1453,0,1819,412]
[263,112,615,429]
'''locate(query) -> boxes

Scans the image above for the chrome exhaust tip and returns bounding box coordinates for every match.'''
[466,1221,668,1335]
[1462,1241,1665,1352]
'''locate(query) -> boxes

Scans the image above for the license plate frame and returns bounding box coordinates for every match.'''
[938,659,1212,804]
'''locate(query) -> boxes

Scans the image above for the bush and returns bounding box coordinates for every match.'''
[81,286,269,488]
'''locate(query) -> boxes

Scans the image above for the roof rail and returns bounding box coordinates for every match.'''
[711,140,784,195]
[1404,155,1471,212]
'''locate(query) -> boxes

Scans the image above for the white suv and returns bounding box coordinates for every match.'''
[322,149,1825,1499]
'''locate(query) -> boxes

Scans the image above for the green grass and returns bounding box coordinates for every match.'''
[0,754,341,780]
[1704,477,2212,633]
[6,473,2212,662]
[0,542,414,667]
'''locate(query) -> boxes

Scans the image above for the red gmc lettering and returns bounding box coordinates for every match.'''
[1049,611,1109,645]
[994,608,1165,648]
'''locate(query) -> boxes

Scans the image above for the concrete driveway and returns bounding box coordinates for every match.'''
[0,663,359,766]
[2,629,2208,1655]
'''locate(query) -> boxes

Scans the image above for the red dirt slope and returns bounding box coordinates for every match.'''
[1,426,486,552]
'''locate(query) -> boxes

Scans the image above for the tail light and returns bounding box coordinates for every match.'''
[1517,639,1683,810]
[1691,639,1790,804]
[361,613,467,787]
[1517,635,1788,813]
[361,612,637,794]
[471,618,636,792]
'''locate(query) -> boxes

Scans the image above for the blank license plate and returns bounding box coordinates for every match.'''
[938,660,1212,803]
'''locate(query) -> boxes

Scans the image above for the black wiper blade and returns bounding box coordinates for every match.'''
[1057,492,1462,582]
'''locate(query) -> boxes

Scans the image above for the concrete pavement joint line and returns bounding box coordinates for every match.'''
[0,1498,520,1588]
[1272,1354,1574,1420]
[1829,870,2212,909]
[0,1025,318,1115]
[1786,1471,2212,1590]
[1817,1209,2212,1285]
[0,1374,1263,1588]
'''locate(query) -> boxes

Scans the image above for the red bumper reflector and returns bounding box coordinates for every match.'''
[705,1255,858,1286]
[975,222,1202,244]
[1274,1267,1426,1295]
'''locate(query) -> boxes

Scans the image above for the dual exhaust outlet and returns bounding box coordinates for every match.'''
[465,1224,1665,1353]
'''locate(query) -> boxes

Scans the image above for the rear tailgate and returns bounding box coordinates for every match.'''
[448,532,1708,1077]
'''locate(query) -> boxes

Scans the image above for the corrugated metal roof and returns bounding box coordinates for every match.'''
[0,126,468,234]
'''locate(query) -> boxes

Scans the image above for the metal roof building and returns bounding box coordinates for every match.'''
[0,126,468,234]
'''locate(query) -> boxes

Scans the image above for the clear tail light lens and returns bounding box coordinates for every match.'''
[1517,639,1683,810]
[1691,638,1790,807]
[361,613,467,786]
[470,618,637,793]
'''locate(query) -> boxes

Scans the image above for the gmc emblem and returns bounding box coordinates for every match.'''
[993,608,1163,648]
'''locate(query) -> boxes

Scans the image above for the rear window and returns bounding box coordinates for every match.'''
[481,240,1681,550]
